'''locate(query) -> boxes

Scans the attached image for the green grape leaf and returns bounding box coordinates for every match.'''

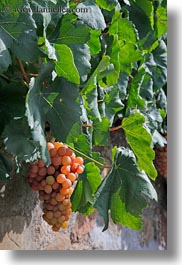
[0,39,12,73]
[13,30,39,63]
[108,11,142,75]
[140,72,154,101]
[106,34,120,85]
[94,147,157,231]
[71,162,102,214]
[109,11,137,43]
[55,14,90,45]
[92,116,110,146]
[66,122,91,155]
[54,44,80,85]
[100,86,124,125]
[152,130,167,147]
[66,121,105,165]
[3,117,41,163]
[134,0,154,28]
[82,88,101,120]
[96,0,119,11]
[0,27,13,49]
[81,55,110,94]
[144,106,163,132]
[81,55,111,120]
[117,71,129,100]
[127,0,153,40]
[0,150,13,181]
[88,29,101,55]
[0,81,27,134]
[26,63,81,163]
[0,1,40,62]
[157,88,167,110]
[122,112,157,180]
[76,1,106,30]
[69,44,91,84]
[127,69,146,109]
[119,43,142,75]
[155,6,167,38]
[38,37,57,60]
[145,40,167,90]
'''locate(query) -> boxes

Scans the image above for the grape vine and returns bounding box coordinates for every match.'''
[0,0,167,231]
[28,142,84,231]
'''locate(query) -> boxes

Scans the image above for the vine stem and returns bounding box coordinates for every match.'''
[67,144,112,169]
[82,123,92,128]
[82,123,123,132]
[0,73,11,82]
[17,58,30,85]
[28,73,39,77]
[110,125,122,132]
[97,99,104,103]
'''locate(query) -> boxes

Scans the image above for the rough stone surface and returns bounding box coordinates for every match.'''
[0,129,167,250]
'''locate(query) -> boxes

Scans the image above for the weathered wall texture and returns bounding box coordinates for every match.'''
[0,176,167,250]
[0,130,167,250]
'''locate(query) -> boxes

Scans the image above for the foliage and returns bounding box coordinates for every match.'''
[0,0,167,231]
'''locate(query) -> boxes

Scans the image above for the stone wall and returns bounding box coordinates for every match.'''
[0,129,167,250]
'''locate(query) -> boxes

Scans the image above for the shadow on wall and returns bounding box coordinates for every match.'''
[0,176,37,242]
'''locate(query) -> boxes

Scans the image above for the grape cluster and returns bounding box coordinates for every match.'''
[154,140,167,179]
[27,142,84,232]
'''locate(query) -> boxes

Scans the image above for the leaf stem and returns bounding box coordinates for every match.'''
[17,58,30,86]
[28,73,39,77]
[82,123,93,128]
[0,74,11,82]
[110,125,122,132]
[82,123,123,132]
[67,144,112,169]
[97,99,104,103]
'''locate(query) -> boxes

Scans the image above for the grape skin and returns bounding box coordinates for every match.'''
[27,142,84,232]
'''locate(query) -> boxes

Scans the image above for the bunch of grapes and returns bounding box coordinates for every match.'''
[154,140,167,179]
[27,142,84,232]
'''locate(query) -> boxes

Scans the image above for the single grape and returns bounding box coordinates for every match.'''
[45,211,54,220]
[49,148,57,158]
[54,211,61,219]
[38,167,47,177]
[74,157,84,166]
[76,165,84,174]
[67,173,77,182]
[30,165,39,174]
[37,159,45,168]
[50,198,58,206]
[62,179,72,189]
[54,142,63,150]
[51,156,61,167]
[56,173,66,184]
[60,187,70,196]
[62,155,72,166]
[52,182,60,190]
[60,165,71,175]
[47,165,56,175]
[58,203,66,211]
[50,218,57,225]
[57,146,67,156]
[65,148,73,156]
[52,225,60,232]
[46,175,55,185]
[55,193,65,202]
[44,185,52,194]
[58,216,66,224]
[61,221,68,229]
[46,203,54,211]
[47,142,54,151]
